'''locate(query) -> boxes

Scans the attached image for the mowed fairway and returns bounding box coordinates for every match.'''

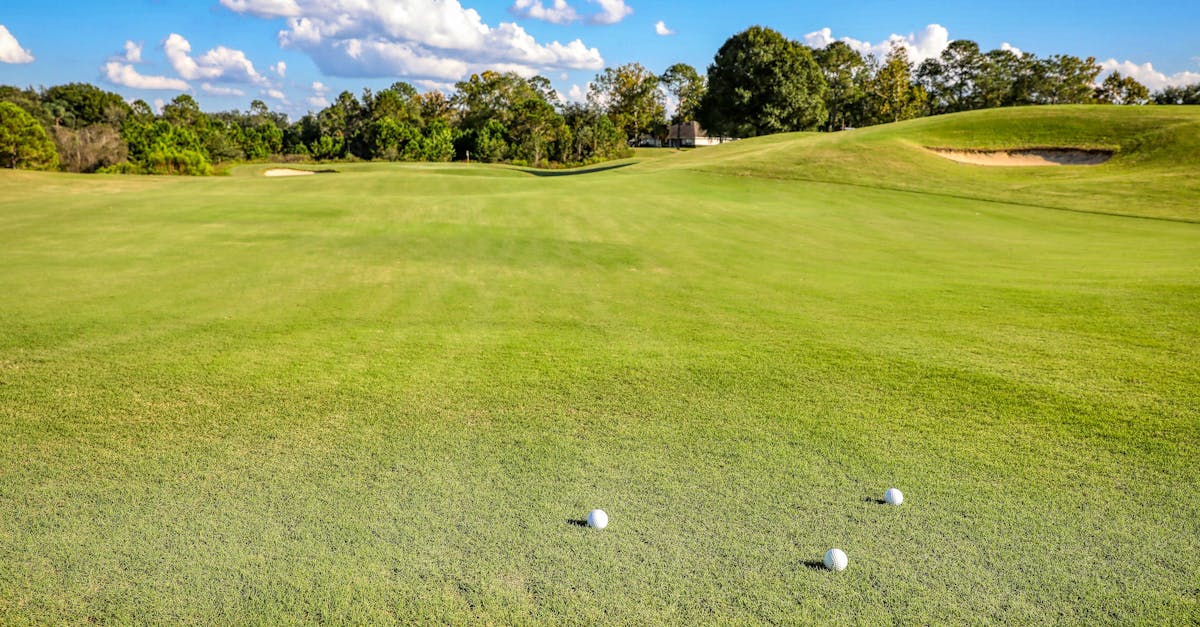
[1,107,1198,623]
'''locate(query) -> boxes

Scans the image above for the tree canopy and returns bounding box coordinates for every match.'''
[699,26,827,137]
[660,63,706,125]
[0,102,59,170]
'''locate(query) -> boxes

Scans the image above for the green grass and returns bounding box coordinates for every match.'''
[1,106,1198,624]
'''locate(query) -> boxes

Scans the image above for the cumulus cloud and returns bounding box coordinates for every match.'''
[511,0,577,24]
[414,79,455,92]
[999,42,1023,56]
[1100,59,1200,92]
[102,61,191,90]
[123,40,143,63]
[564,83,589,103]
[264,88,290,104]
[202,83,245,96]
[0,24,35,64]
[221,0,604,80]
[511,0,631,25]
[164,33,268,84]
[219,0,301,17]
[588,0,632,25]
[655,20,674,36]
[271,61,286,77]
[307,81,330,108]
[804,24,950,64]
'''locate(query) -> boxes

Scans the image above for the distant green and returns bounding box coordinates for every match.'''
[1,106,1197,624]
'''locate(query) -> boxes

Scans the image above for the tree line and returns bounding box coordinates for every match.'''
[3,26,1197,174]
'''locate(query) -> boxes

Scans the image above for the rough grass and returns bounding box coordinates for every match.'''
[1,106,1198,624]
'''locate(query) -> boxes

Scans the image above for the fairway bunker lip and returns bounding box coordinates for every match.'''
[263,168,337,177]
[927,147,1113,167]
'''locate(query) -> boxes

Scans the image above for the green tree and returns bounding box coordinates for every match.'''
[161,94,207,130]
[976,48,1027,108]
[0,102,59,169]
[1034,55,1102,104]
[939,40,983,112]
[589,62,666,142]
[915,57,948,115]
[1095,72,1150,105]
[1153,83,1200,104]
[698,26,827,137]
[453,71,544,130]
[659,62,706,124]
[42,83,130,128]
[0,85,46,123]
[814,41,867,130]
[867,44,926,124]
[509,97,561,165]
[419,119,455,162]
[417,91,453,126]
[374,117,422,161]
[451,72,561,163]
[469,119,509,163]
[560,103,627,164]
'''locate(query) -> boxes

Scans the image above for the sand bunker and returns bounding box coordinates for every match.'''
[264,168,318,177]
[929,148,1112,167]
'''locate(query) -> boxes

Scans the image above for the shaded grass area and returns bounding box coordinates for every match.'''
[1,109,1199,623]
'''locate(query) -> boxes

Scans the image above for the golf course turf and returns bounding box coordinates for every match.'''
[1,105,1197,623]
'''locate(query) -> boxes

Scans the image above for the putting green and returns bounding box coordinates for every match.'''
[1,106,1197,623]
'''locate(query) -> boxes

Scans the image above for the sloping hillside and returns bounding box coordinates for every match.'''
[640,106,1200,222]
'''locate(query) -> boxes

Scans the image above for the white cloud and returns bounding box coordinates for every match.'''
[102,61,191,90]
[219,0,301,17]
[511,0,577,25]
[264,88,290,104]
[1100,59,1200,92]
[655,20,674,36]
[999,42,1023,56]
[588,0,632,25]
[221,0,604,80]
[511,0,631,25]
[153,98,165,114]
[164,33,268,84]
[306,81,329,108]
[123,40,143,63]
[202,83,246,96]
[414,78,455,92]
[565,82,589,103]
[271,61,286,77]
[0,24,35,64]
[804,24,950,64]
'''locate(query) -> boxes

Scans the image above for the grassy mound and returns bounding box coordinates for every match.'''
[643,105,1200,221]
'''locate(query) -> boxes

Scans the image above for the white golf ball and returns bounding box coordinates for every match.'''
[884,488,904,506]
[587,509,608,530]
[824,548,848,572]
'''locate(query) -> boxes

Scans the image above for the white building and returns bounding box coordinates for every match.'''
[667,121,730,147]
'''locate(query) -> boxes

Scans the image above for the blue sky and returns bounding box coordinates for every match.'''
[2,0,1198,118]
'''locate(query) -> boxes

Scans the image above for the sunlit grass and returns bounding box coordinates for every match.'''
[1,106,1197,623]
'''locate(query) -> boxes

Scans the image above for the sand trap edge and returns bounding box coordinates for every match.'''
[928,148,1114,167]
[264,168,335,177]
